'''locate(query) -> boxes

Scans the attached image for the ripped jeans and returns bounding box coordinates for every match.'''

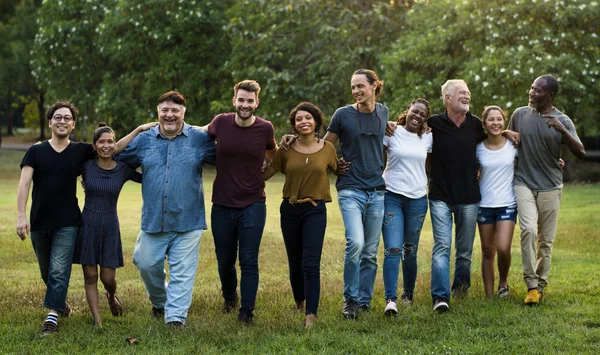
[382,192,428,301]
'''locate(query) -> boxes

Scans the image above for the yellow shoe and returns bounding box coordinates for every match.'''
[524,289,540,305]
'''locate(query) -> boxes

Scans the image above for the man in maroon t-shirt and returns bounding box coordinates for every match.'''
[206,80,277,324]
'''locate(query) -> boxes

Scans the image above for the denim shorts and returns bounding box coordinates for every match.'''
[477,205,517,224]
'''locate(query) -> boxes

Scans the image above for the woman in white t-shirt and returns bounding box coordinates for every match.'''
[476,106,518,299]
[382,98,433,316]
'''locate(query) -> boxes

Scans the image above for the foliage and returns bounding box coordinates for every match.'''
[22,99,42,130]
[225,0,411,132]
[381,0,600,137]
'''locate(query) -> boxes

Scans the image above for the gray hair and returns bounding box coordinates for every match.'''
[441,79,468,105]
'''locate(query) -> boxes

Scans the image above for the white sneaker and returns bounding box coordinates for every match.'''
[433,299,449,313]
[384,299,398,316]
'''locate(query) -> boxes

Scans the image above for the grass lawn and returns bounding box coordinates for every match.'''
[0,149,599,354]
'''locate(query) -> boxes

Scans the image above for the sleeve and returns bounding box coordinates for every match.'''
[116,134,141,169]
[476,121,487,142]
[383,135,390,148]
[269,148,285,174]
[265,121,276,150]
[327,108,343,135]
[425,133,433,153]
[20,145,37,169]
[507,110,517,131]
[326,143,338,174]
[560,116,582,144]
[203,133,217,166]
[84,143,95,160]
[207,114,220,138]
[124,163,142,184]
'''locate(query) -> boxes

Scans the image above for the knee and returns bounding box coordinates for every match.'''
[346,238,365,257]
[481,246,496,260]
[84,272,99,285]
[402,243,418,261]
[384,247,402,258]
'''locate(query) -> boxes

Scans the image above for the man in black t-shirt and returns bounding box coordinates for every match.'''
[16,101,94,334]
[427,80,487,313]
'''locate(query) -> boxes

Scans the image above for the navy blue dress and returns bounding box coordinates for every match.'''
[73,160,141,268]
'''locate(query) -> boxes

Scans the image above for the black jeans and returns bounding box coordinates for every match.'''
[280,200,327,315]
[211,202,266,312]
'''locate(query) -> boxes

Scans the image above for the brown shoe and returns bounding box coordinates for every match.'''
[58,303,71,318]
[106,292,124,316]
[524,289,540,305]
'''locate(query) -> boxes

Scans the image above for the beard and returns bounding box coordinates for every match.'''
[236,107,255,120]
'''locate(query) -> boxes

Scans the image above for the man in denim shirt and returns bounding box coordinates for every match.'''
[119,91,215,327]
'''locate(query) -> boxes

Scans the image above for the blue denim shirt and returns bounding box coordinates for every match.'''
[118,123,216,233]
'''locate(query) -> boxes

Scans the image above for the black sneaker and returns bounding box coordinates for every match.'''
[357,304,370,313]
[238,308,254,325]
[341,300,358,319]
[433,298,449,313]
[223,297,239,314]
[151,306,164,318]
[400,293,413,306]
[42,321,58,335]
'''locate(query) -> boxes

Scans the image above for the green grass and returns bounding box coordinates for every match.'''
[1,149,599,354]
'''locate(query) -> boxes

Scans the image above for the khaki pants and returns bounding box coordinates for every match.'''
[514,185,562,291]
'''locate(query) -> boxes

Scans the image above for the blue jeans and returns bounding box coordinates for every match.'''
[133,229,202,324]
[382,192,428,301]
[30,226,79,311]
[280,200,327,315]
[430,200,479,303]
[211,202,266,313]
[338,189,385,307]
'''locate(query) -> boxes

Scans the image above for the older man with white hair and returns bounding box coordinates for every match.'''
[428,80,487,313]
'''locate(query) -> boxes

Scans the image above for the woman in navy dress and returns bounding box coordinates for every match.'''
[73,122,154,326]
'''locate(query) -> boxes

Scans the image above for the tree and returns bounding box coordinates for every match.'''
[225,0,412,133]
[381,0,600,139]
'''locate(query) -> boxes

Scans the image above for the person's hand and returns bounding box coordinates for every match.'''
[280,134,297,150]
[559,158,565,168]
[503,130,520,147]
[385,121,397,137]
[137,122,159,132]
[544,115,566,133]
[16,216,29,241]
[337,158,351,175]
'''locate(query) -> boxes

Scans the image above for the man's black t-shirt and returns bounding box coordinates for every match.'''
[428,111,486,205]
[21,141,94,231]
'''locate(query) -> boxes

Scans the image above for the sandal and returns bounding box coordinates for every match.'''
[106,291,124,316]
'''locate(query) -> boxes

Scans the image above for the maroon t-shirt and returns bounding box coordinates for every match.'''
[208,113,276,208]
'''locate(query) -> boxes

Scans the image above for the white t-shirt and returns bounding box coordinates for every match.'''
[383,126,433,199]
[476,139,518,207]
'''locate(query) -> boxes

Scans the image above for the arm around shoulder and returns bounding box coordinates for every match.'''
[114,122,158,154]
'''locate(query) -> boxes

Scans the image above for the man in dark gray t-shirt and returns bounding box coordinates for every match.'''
[508,74,585,305]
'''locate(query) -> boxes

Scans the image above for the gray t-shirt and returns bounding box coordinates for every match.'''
[508,106,581,190]
[328,103,387,191]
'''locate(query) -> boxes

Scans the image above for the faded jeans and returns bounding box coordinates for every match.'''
[133,229,202,324]
[429,200,479,303]
[338,189,385,307]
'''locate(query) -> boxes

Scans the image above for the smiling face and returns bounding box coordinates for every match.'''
[445,82,471,114]
[94,131,116,159]
[404,102,429,133]
[351,74,377,106]
[483,109,505,137]
[48,107,76,139]
[233,89,259,121]
[293,110,316,136]
[529,77,553,112]
[157,100,185,137]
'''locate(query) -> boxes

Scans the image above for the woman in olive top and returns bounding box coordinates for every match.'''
[263,102,338,328]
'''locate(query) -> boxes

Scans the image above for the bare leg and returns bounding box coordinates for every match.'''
[83,265,101,326]
[495,221,516,289]
[478,223,497,299]
[100,267,122,316]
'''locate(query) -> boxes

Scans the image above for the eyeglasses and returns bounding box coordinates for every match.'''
[356,108,382,136]
[52,115,74,122]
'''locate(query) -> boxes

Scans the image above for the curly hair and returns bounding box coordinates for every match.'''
[396,98,430,137]
[288,102,325,136]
